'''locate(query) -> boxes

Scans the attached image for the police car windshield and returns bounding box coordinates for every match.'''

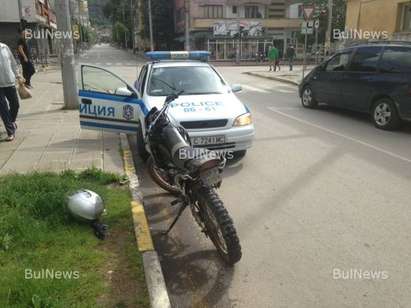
[148,66,226,96]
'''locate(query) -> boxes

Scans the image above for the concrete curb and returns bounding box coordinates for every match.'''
[119,134,171,308]
[244,71,300,86]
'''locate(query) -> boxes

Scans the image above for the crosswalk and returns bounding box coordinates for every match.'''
[242,83,297,94]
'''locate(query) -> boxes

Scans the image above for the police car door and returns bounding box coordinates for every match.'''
[79,65,148,134]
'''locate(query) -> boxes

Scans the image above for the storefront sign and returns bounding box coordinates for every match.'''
[213,21,263,37]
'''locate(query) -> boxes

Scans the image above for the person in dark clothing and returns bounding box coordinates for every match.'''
[17,28,35,88]
[0,42,22,141]
[286,44,296,71]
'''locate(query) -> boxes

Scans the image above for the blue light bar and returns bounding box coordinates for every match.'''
[145,51,210,61]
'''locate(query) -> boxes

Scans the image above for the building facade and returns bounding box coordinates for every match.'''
[174,0,303,60]
[345,0,411,41]
[0,0,57,60]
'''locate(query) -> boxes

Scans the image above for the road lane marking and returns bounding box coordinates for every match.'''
[268,106,411,164]
[242,85,270,93]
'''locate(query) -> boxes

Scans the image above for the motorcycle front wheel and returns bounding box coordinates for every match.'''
[195,186,242,266]
[147,156,180,195]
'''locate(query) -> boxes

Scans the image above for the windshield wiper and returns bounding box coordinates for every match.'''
[151,77,178,91]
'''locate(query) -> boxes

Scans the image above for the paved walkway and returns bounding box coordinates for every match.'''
[245,65,315,85]
[0,67,124,175]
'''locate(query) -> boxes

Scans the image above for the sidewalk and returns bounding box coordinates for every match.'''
[0,67,124,175]
[245,65,315,86]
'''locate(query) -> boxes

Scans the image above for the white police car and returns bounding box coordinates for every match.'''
[78,51,254,158]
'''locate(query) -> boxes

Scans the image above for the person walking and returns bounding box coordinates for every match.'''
[17,28,35,88]
[286,44,296,71]
[268,45,279,72]
[0,42,22,141]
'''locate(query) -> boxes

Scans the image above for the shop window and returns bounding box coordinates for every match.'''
[402,3,411,31]
[245,6,261,18]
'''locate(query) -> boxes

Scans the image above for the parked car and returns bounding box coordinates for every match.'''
[77,51,254,160]
[299,42,411,130]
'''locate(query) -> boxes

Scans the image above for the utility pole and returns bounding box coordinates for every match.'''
[55,0,79,110]
[184,0,190,51]
[325,0,333,52]
[77,0,83,52]
[148,0,154,51]
[131,0,135,52]
[17,0,23,26]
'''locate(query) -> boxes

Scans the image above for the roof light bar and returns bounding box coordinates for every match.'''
[145,51,210,61]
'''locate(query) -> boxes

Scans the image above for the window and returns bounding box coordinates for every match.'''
[402,3,411,31]
[326,52,351,72]
[245,6,260,18]
[82,66,130,96]
[349,47,382,72]
[137,65,148,94]
[148,66,226,96]
[203,5,223,18]
[380,46,411,73]
[232,6,237,14]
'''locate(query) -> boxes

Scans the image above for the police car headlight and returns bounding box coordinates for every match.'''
[233,113,252,126]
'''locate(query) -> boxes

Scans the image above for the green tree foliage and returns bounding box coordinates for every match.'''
[103,0,134,47]
[104,0,175,49]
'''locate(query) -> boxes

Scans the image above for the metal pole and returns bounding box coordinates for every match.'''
[315,21,319,64]
[302,31,307,80]
[17,0,23,26]
[184,0,190,51]
[131,0,135,52]
[55,0,78,110]
[325,0,333,52]
[148,0,154,51]
[77,0,83,52]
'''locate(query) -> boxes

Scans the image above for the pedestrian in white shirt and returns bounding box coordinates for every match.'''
[0,42,22,141]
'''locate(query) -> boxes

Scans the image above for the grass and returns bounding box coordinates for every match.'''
[0,169,149,308]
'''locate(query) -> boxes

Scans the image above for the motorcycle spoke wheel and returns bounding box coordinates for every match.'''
[147,156,180,195]
[196,187,242,266]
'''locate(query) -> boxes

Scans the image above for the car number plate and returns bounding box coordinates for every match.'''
[201,168,221,186]
[192,135,225,146]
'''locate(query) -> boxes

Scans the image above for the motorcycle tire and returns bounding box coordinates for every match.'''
[195,186,242,266]
[147,156,180,195]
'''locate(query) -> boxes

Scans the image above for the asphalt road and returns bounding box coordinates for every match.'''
[82,45,411,308]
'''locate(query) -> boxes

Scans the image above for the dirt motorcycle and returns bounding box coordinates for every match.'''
[144,91,242,265]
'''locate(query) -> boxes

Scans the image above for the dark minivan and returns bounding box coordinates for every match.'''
[299,42,411,130]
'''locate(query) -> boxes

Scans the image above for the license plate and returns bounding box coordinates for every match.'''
[201,168,221,186]
[192,135,225,146]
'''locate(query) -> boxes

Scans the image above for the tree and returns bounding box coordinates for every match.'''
[140,0,175,50]
[103,0,133,47]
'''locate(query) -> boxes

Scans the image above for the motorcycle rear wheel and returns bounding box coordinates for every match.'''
[195,187,242,266]
[147,156,180,195]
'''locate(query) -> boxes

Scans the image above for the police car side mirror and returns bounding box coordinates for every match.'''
[231,84,242,93]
